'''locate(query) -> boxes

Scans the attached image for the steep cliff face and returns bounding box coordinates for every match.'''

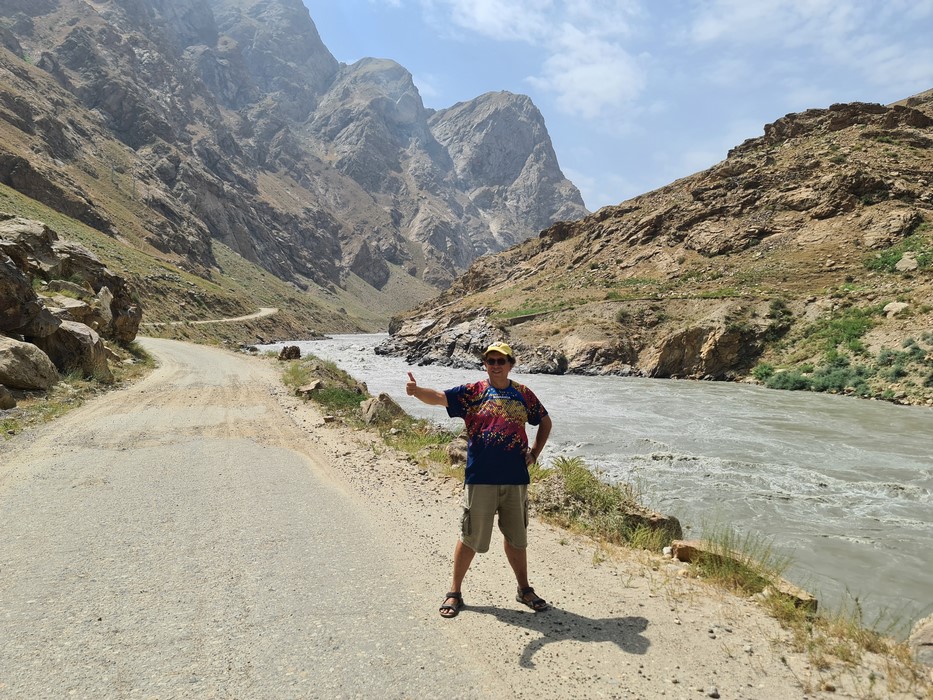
[0,0,586,313]
[431,92,585,245]
[381,95,933,404]
[301,56,590,287]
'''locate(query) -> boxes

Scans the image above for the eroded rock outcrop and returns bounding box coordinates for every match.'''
[0,216,140,393]
[0,216,142,343]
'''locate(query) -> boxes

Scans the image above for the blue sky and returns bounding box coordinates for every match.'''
[302,1,933,212]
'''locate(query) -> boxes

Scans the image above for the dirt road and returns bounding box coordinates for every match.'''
[0,339,912,699]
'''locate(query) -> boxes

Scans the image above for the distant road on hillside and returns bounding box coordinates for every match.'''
[140,306,278,327]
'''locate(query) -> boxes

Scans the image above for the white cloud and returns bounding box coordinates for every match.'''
[684,0,933,96]
[528,23,645,119]
[424,0,554,42]
[413,0,648,120]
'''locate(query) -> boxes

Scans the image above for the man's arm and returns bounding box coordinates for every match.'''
[406,372,448,407]
[527,414,552,463]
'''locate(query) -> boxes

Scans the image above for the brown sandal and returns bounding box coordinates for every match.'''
[516,586,548,611]
[439,592,464,618]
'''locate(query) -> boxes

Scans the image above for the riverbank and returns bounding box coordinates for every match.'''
[264,351,932,699]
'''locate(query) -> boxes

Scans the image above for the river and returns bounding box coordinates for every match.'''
[259,333,932,635]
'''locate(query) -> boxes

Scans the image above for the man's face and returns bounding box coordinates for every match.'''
[484,351,511,380]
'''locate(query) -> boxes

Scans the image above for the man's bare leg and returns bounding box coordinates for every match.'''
[440,540,475,617]
[505,539,548,610]
[503,538,529,589]
[450,539,476,591]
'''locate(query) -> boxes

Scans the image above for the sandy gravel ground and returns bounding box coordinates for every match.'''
[0,338,927,699]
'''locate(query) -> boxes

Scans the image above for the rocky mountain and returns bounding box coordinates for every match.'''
[380,92,933,405]
[0,0,586,316]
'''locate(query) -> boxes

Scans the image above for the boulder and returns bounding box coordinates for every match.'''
[895,252,919,272]
[0,252,39,332]
[0,218,142,343]
[0,383,15,409]
[0,335,60,390]
[883,302,909,318]
[908,613,933,671]
[50,241,141,342]
[29,320,113,383]
[446,436,468,465]
[15,299,61,338]
[0,216,60,275]
[295,379,322,398]
[360,393,406,425]
[45,295,93,322]
[278,345,301,360]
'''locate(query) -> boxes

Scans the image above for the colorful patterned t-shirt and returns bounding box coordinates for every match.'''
[445,379,549,485]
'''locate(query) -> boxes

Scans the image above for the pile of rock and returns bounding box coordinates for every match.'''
[0,216,142,406]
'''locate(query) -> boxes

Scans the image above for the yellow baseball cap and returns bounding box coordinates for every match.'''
[483,341,514,360]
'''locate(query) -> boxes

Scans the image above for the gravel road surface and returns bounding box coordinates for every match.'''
[0,339,498,699]
[1,338,922,699]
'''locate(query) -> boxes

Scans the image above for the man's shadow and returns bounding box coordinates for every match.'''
[466,604,650,669]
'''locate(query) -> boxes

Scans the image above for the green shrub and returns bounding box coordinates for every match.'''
[766,370,811,391]
[810,362,871,394]
[877,347,898,366]
[879,364,908,382]
[809,308,877,353]
[752,363,775,381]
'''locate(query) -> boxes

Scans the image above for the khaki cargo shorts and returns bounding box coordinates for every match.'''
[459,484,529,553]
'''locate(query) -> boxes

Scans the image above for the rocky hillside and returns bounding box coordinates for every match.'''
[381,92,933,405]
[0,0,585,324]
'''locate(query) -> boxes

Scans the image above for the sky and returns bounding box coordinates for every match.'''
[301,1,933,212]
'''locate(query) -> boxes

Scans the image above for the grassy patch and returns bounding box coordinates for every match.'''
[382,418,462,477]
[530,456,679,551]
[772,594,930,696]
[808,306,878,354]
[282,356,368,418]
[864,222,933,272]
[692,524,790,597]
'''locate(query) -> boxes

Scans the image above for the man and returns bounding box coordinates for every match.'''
[406,341,552,618]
